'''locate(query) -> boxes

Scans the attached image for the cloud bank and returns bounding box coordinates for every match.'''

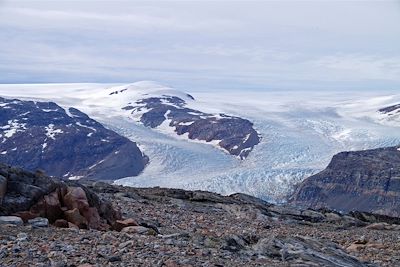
[0,0,399,90]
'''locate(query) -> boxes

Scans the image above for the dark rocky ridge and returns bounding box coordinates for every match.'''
[123,95,261,159]
[0,97,148,180]
[379,103,400,114]
[290,146,400,217]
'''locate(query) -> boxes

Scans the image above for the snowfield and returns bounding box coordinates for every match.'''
[0,82,399,202]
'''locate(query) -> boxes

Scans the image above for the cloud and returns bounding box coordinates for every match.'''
[0,6,240,33]
[0,0,399,90]
[311,55,400,81]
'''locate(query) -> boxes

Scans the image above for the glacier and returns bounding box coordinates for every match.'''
[0,82,399,202]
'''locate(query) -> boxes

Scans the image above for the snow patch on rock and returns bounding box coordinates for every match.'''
[45,124,63,140]
[1,120,27,138]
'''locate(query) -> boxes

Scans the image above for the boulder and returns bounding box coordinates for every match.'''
[16,232,28,242]
[64,208,88,229]
[0,163,121,230]
[54,219,69,228]
[0,175,6,205]
[28,217,49,228]
[120,226,156,235]
[0,164,64,215]
[112,218,138,232]
[69,181,122,225]
[0,216,23,226]
[43,188,63,223]
[81,207,102,230]
[222,235,248,252]
[63,187,90,212]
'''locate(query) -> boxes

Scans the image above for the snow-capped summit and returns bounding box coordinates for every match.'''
[106,81,195,102]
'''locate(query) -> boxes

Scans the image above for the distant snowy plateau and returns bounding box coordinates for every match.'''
[0,81,400,203]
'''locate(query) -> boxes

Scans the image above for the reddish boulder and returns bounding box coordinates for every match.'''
[63,187,90,213]
[112,218,139,232]
[44,188,63,223]
[121,226,156,235]
[29,189,63,223]
[54,219,69,228]
[64,208,88,229]
[81,207,101,229]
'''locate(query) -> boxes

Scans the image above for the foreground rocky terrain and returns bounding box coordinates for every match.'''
[2,171,400,266]
[0,97,147,180]
[291,146,400,217]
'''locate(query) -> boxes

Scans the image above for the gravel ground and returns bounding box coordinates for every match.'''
[1,183,400,267]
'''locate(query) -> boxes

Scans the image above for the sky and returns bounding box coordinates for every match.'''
[0,0,400,91]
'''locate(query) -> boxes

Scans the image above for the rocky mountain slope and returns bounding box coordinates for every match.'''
[111,84,261,159]
[1,163,400,266]
[290,146,400,217]
[0,97,147,180]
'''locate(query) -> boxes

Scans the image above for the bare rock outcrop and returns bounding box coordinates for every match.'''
[290,146,400,217]
[0,163,120,229]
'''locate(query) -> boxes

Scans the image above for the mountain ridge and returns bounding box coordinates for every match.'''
[0,96,148,180]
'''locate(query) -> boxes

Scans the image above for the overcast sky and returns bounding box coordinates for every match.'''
[1,0,399,90]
